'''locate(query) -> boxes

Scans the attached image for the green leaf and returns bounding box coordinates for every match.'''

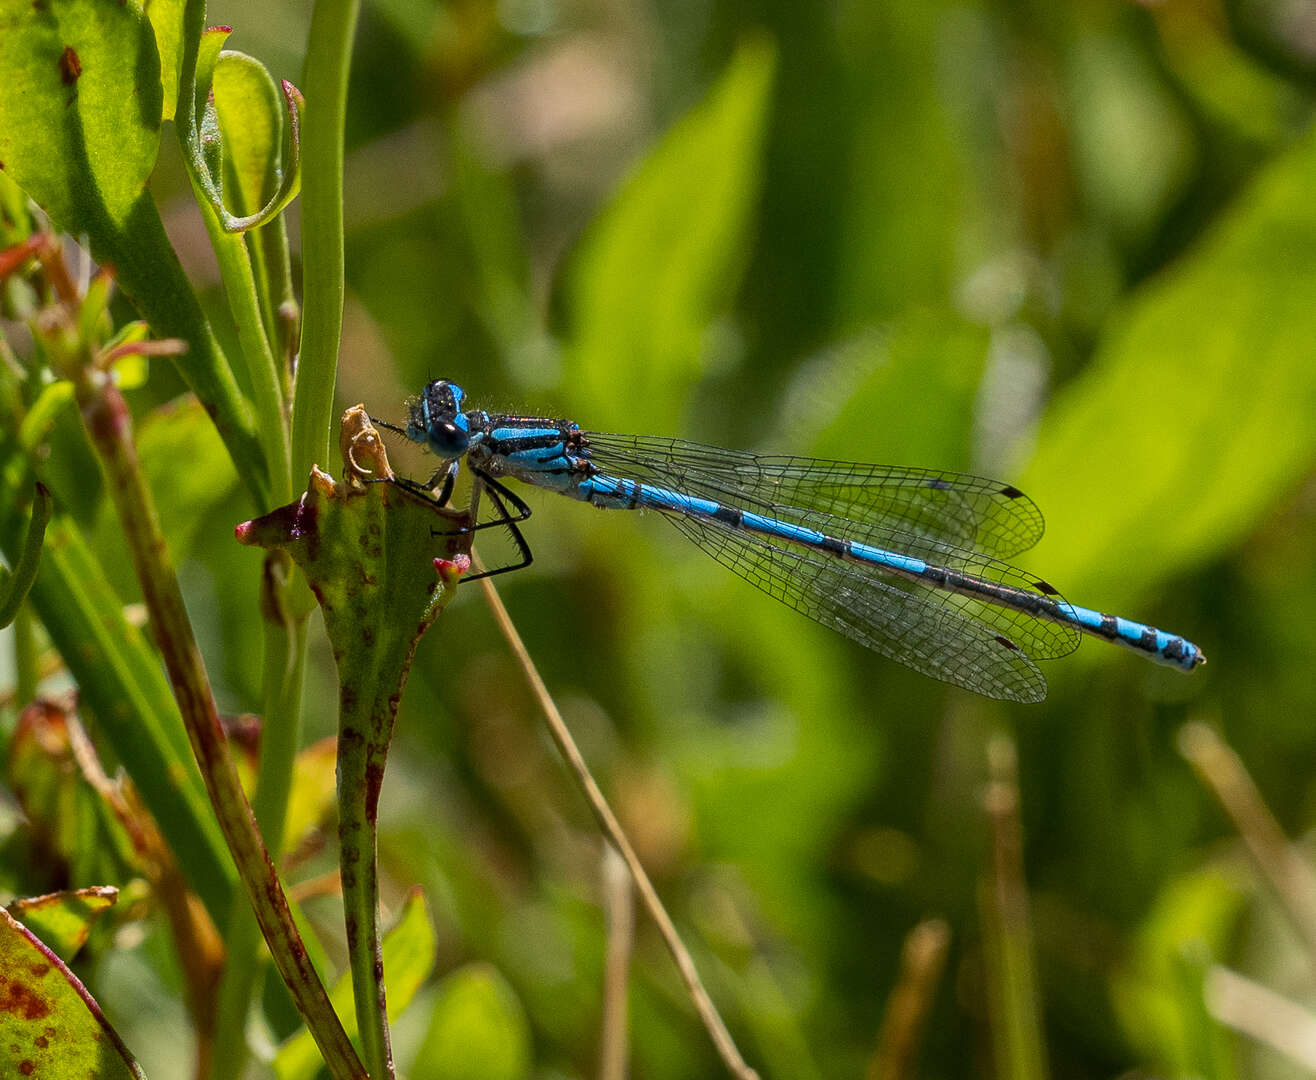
[183,24,234,218]
[5,887,118,964]
[180,34,303,234]
[410,964,531,1080]
[240,410,468,1079]
[0,0,162,230]
[272,888,438,1080]
[1021,123,1316,610]
[17,383,75,453]
[0,906,146,1079]
[233,412,471,716]
[208,49,301,384]
[562,35,776,430]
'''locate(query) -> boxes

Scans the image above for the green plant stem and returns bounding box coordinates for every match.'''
[338,675,400,1080]
[252,219,298,391]
[74,371,365,1080]
[292,0,361,487]
[196,202,292,507]
[12,604,36,708]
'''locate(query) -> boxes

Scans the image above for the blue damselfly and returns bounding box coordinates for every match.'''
[372,380,1205,703]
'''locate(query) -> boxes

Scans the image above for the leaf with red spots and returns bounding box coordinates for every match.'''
[0,907,144,1079]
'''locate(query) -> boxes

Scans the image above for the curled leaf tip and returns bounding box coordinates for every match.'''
[282,80,306,109]
[340,404,393,485]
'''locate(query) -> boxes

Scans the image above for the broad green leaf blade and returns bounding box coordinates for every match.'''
[410,964,532,1080]
[1021,123,1316,608]
[6,887,118,964]
[0,0,162,229]
[562,35,776,430]
[0,907,146,1079]
[272,888,438,1080]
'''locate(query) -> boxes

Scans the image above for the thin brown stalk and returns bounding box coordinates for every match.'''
[599,844,634,1080]
[475,559,760,1080]
[867,918,950,1080]
[1179,721,1316,969]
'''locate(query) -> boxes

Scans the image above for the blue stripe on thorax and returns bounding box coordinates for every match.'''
[490,425,561,444]
[484,423,574,474]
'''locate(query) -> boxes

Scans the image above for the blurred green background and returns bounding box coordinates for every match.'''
[13,0,1316,1076]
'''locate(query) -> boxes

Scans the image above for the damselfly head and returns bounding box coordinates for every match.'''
[407,379,471,458]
